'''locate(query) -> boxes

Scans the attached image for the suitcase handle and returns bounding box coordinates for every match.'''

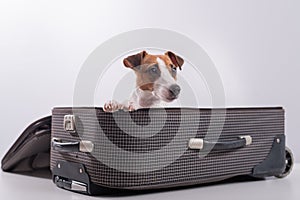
[51,138,94,153]
[188,135,252,151]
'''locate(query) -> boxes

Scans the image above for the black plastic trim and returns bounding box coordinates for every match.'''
[52,161,91,194]
[252,134,286,178]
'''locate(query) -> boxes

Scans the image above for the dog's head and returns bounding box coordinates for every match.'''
[123,51,184,102]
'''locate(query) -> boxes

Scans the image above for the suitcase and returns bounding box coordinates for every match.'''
[50,107,294,195]
[1,116,52,173]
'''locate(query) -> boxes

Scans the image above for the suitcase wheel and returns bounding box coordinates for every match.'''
[275,147,294,178]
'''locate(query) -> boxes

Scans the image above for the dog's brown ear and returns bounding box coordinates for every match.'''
[123,51,148,69]
[165,51,184,70]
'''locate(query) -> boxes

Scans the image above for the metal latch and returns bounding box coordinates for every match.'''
[64,115,76,132]
[71,181,87,192]
[54,176,87,193]
[188,138,204,150]
[239,135,252,146]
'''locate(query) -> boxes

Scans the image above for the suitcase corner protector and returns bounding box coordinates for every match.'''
[251,134,286,178]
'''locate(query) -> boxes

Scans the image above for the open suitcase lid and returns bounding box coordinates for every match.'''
[1,116,51,173]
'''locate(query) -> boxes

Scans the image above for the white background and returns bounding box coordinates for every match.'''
[0,0,299,162]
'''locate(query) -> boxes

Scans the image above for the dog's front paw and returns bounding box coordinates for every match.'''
[103,100,121,112]
[128,103,136,112]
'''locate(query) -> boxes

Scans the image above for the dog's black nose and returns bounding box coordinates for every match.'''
[169,84,181,97]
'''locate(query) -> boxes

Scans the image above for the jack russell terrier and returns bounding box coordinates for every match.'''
[103,51,184,112]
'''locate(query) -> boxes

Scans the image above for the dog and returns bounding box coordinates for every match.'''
[103,51,184,112]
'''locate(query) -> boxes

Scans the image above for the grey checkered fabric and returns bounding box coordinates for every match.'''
[51,107,284,190]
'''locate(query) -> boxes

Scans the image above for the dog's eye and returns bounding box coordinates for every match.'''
[171,66,177,73]
[150,65,159,73]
